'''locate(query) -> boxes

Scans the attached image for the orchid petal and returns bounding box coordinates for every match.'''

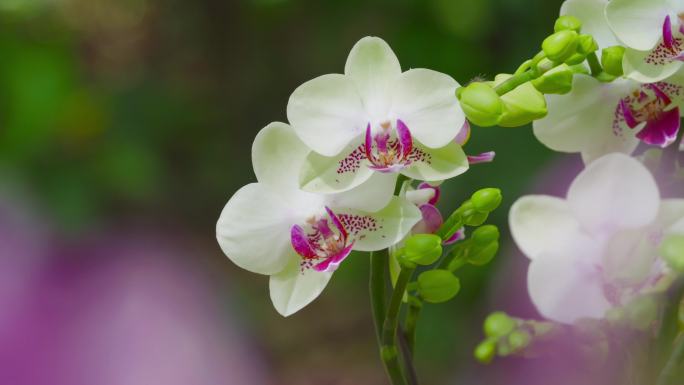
[343,197,422,252]
[658,199,684,231]
[216,183,294,275]
[400,140,469,183]
[605,0,672,50]
[299,138,375,194]
[269,257,333,317]
[533,75,640,162]
[344,36,401,119]
[287,74,366,157]
[412,204,443,235]
[313,243,355,273]
[561,0,619,48]
[252,122,309,192]
[327,171,397,212]
[528,251,611,324]
[390,68,465,148]
[567,153,660,232]
[623,47,684,83]
[510,195,590,260]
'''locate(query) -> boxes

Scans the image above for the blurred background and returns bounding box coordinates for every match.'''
[0,0,591,384]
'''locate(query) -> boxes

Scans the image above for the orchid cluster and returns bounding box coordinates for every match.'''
[216,0,684,384]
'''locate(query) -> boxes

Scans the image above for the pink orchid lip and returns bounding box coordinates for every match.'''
[618,83,681,148]
[290,206,355,273]
[645,16,684,65]
[364,119,414,172]
[467,151,496,165]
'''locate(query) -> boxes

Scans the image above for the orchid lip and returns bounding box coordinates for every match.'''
[290,206,354,272]
[364,119,415,172]
[616,83,682,147]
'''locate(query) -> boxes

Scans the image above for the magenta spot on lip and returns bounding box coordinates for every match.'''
[616,83,682,147]
[396,119,413,159]
[290,225,317,259]
[467,151,496,165]
[663,15,675,50]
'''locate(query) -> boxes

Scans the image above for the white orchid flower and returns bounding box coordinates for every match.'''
[534,0,684,161]
[534,73,684,162]
[216,122,421,316]
[510,153,684,324]
[287,36,469,194]
[606,0,684,82]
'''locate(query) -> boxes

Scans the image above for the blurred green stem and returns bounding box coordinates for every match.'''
[370,250,387,344]
[381,265,416,385]
[657,333,684,385]
[404,297,423,355]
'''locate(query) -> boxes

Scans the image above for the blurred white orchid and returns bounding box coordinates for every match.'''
[606,0,684,82]
[510,153,684,324]
[287,36,469,194]
[216,122,420,316]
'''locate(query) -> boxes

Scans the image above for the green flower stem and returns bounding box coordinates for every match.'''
[404,296,423,355]
[657,334,684,385]
[586,52,602,77]
[654,277,684,381]
[381,264,416,385]
[371,250,408,385]
[494,71,535,96]
[370,250,388,344]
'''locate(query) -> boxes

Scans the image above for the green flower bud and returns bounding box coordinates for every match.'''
[484,311,516,338]
[474,339,497,364]
[576,34,598,55]
[542,30,579,63]
[531,64,574,95]
[660,234,684,272]
[554,15,582,33]
[472,225,500,246]
[404,234,443,266]
[457,83,504,127]
[417,269,461,303]
[468,241,499,266]
[508,330,531,351]
[601,46,626,77]
[564,52,587,65]
[464,211,488,227]
[471,188,503,213]
[499,82,548,127]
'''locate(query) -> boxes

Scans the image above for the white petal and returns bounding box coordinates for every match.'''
[299,139,375,194]
[269,256,333,317]
[287,74,366,157]
[216,183,293,275]
[568,153,660,232]
[252,122,308,191]
[509,195,589,260]
[659,199,684,231]
[533,75,639,161]
[669,217,684,234]
[400,140,469,183]
[326,172,397,212]
[605,0,672,50]
[528,252,611,324]
[344,36,401,120]
[344,197,422,252]
[561,0,619,48]
[603,228,658,284]
[623,47,684,83]
[390,68,465,148]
